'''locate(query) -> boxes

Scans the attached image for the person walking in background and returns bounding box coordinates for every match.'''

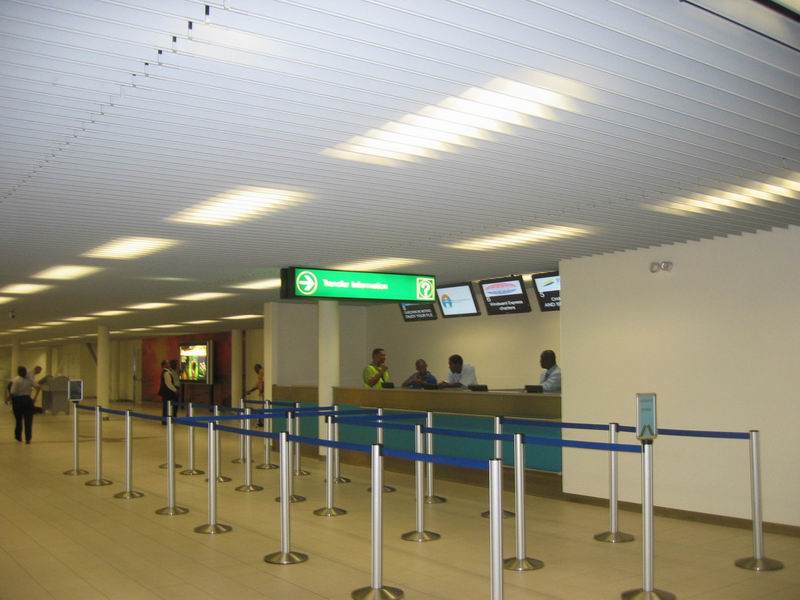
[246,363,265,400]
[9,366,39,443]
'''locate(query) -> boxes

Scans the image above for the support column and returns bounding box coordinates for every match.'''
[318,301,340,454]
[11,339,21,377]
[262,302,279,396]
[97,326,111,408]
[110,340,120,402]
[231,329,243,408]
[44,346,53,377]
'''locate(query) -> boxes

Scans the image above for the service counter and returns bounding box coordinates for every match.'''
[272,385,562,473]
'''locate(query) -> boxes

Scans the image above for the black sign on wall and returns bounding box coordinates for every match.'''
[399,302,438,322]
[478,276,532,315]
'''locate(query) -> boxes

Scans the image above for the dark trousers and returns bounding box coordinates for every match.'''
[12,395,34,442]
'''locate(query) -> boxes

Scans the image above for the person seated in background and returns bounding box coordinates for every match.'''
[363,347,390,389]
[539,350,562,393]
[402,359,437,389]
[438,354,478,388]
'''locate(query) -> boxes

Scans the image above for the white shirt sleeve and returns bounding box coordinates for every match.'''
[460,365,477,387]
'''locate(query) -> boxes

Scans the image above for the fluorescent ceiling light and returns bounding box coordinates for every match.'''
[331,257,423,271]
[127,302,175,310]
[63,316,96,322]
[7,328,25,333]
[153,324,181,329]
[0,283,52,294]
[83,237,179,260]
[0,297,14,305]
[448,226,588,251]
[91,310,131,317]
[124,327,150,332]
[33,265,103,280]
[110,330,123,334]
[168,187,305,226]
[222,314,261,320]
[183,319,220,325]
[172,292,233,301]
[232,278,281,290]
[24,325,46,330]
[42,321,66,326]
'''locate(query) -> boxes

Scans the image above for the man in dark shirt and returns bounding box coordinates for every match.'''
[401,359,437,389]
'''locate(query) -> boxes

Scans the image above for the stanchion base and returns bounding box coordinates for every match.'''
[235,484,264,492]
[113,490,145,499]
[313,506,347,517]
[256,463,279,470]
[503,556,544,571]
[620,588,676,599]
[194,522,232,535]
[206,475,233,483]
[294,469,312,477]
[367,485,397,493]
[158,463,183,469]
[63,468,90,476]
[155,505,190,516]
[85,479,113,487]
[180,468,205,476]
[264,550,309,565]
[480,509,514,519]
[734,556,784,571]
[334,476,351,484]
[351,585,404,600]
[595,530,635,543]
[424,495,447,504]
[275,494,307,503]
[401,530,441,542]
[232,457,254,464]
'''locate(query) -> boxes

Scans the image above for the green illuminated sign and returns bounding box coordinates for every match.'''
[281,267,436,302]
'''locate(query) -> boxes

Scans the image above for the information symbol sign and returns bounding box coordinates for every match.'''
[416,277,435,301]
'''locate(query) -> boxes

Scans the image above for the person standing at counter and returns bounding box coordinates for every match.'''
[539,350,562,393]
[438,354,478,388]
[401,359,437,389]
[363,347,391,389]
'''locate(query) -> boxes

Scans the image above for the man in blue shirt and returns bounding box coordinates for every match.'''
[539,350,562,393]
[401,359,437,389]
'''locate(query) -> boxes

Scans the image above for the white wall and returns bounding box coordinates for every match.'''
[561,226,800,526]
[365,300,560,389]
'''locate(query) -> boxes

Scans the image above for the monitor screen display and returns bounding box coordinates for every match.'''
[68,379,83,401]
[531,271,561,312]
[479,275,532,315]
[399,302,438,322]
[436,282,481,318]
[179,342,213,384]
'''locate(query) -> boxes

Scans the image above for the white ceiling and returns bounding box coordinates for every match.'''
[1,0,799,343]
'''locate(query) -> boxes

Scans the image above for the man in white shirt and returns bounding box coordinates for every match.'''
[439,354,478,388]
[539,350,562,393]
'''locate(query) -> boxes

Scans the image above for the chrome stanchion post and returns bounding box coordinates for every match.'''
[232,398,246,464]
[595,423,634,543]
[293,404,310,476]
[265,432,309,564]
[621,442,675,600]
[195,422,232,534]
[159,401,182,470]
[64,400,88,475]
[156,416,189,515]
[402,425,440,542]
[489,458,503,600]
[424,411,446,504]
[275,413,305,503]
[315,416,347,517]
[256,400,278,470]
[368,408,396,493]
[180,403,204,475]
[114,411,144,499]
[213,405,232,483]
[236,409,263,492]
[482,416,513,518]
[85,406,112,486]
[352,444,404,600]
[333,404,351,483]
[503,433,542,571]
[735,430,783,571]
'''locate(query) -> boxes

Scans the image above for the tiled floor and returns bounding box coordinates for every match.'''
[1,404,797,599]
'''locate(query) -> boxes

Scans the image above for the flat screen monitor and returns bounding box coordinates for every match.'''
[399,302,438,322]
[478,275,532,315]
[436,282,481,318]
[179,341,213,384]
[531,271,561,312]
[68,379,83,401]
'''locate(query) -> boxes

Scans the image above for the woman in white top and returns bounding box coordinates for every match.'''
[9,366,39,443]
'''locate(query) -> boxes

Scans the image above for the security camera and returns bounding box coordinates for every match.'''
[8,310,16,320]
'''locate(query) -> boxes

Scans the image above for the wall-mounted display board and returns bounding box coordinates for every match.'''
[281,267,436,302]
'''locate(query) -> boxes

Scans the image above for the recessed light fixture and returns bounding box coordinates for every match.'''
[7,328,25,333]
[172,292,233,301]
[110,330,123,334]
[232,278,281,290]
[153,324,181,329]
[168,187,306,226]
[124,327,150,332]
[448,226,588,251]
[33,265,103,280]
[0,297,14,305]
[0,283,52,295]
[63,316,97,322]
[83,237,179,260]
[42,321,66,326]
[331,257,423,271]
[24,325,46,330]
[183,319,220,325]
[91,310,131,317]
[127,302,176,310]
[222,314,261,320]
